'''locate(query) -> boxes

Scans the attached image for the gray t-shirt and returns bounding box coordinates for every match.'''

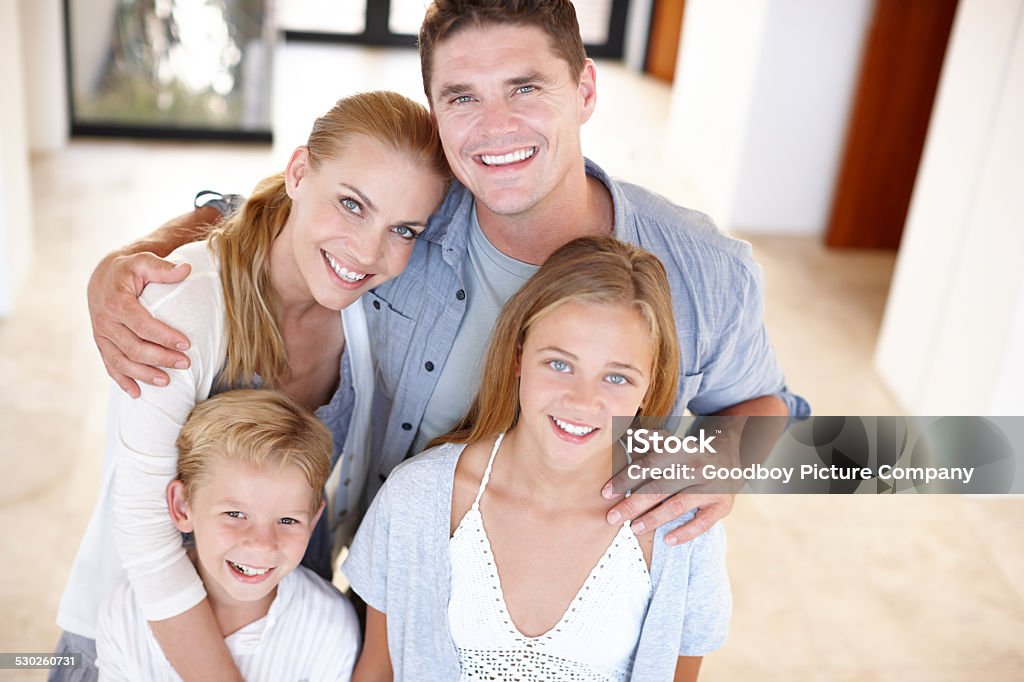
[343,443,732,681]
[412,208,539,452]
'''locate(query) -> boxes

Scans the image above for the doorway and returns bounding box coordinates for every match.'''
[826,0,960,250]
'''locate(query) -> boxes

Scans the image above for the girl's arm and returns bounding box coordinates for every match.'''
[675,656,703,682]
[352,606,393,682]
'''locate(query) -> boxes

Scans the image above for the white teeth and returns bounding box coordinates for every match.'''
[480,147,535,166]
[229,560,270,577]
[323,251,368,282]
[553,417,596,437]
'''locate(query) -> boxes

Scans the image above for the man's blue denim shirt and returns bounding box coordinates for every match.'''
[353,158,809,509]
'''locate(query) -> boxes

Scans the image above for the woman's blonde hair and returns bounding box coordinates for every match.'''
[432,236,680,447]
[175,389,333,513]
[210,91,449,389]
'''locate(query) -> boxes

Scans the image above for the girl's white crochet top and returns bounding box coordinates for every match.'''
[448,433,653,681]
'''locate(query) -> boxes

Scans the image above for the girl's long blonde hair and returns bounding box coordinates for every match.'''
[432,236,680,447]
[209,91,449,389]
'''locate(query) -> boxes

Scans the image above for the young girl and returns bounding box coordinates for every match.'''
[345,236,732,681]
[55,91,449,681]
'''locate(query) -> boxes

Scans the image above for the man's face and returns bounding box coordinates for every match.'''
[428,24,596,219]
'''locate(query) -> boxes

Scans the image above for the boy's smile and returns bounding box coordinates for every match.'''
[169,459,323,629]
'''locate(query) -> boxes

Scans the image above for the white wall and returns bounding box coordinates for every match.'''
[667,0,872,233]
[990,287,1024,415]
[875,0,1024,415]
[0,0,34,317]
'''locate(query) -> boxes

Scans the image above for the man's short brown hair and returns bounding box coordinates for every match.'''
[419,0,587,102]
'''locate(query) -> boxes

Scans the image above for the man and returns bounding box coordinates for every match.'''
[88,0,807,555]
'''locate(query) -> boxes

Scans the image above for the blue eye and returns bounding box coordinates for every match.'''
[516,85,536,95]
[452,95,473,104]
[606,374,630,386]
[548,359,571,373]
[391,225,418,241]
[341,198,362,214]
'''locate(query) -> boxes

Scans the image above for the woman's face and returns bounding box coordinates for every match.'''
[282,135,446,310]
[515,301,654,467]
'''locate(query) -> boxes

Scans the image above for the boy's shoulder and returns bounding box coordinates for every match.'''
[279,566,359,633]
[267,568,361,676]
[285,565,344,601]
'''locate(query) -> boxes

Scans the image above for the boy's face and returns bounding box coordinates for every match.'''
[169,459,323,611]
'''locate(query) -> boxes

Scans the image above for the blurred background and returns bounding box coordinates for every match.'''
[0,0,1021,679]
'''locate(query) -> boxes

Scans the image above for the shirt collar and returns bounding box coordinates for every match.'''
[222,569,296,655]
[584,157,639,245]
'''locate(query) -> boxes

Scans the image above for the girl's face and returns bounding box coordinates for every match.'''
[281,134,446,310]
[516,301,654,466]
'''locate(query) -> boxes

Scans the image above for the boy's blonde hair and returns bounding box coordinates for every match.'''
[175,389,332,513]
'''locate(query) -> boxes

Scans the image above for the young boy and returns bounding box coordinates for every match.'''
[95,389,360,681]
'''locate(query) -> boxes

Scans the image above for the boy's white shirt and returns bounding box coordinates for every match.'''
[95,565,360,681]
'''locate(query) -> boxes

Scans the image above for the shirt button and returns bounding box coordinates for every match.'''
[456,289,465,301]
[425,361,435,372]
[372,300,380,310]
[402,422,412,431]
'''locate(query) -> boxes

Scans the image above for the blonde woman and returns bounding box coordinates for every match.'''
[54,91,449,682]
[346,237,731,681]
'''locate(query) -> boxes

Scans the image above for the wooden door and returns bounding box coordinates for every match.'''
[826,0,959,249]
[645,0,686,83]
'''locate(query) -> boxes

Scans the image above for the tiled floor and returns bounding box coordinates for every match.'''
[1,44,1021,680]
